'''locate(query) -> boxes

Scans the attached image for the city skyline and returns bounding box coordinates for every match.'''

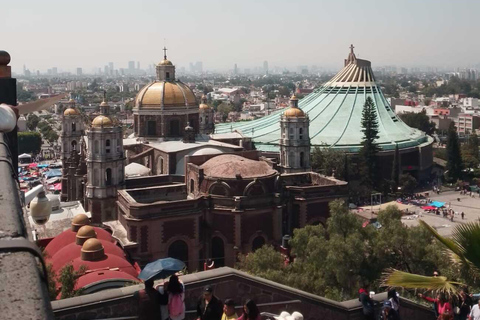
[3,0,480,73]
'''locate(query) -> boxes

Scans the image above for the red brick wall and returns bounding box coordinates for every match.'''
[163,218,195,241]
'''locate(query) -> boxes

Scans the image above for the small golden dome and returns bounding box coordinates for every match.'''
[158,59,173,66]
[64,107,80,116]
[68,98,76,104]
[72,214,89,227]
[82,238,104,252]
[100,101,109,107]
[290,95,299,101]
[92,115,113,128]
[135,81,197,109]
[283,107,305,118]
[77,225,97,239]
[199,103,210,110]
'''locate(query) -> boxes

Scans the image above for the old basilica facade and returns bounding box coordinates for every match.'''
[60,50,348,270]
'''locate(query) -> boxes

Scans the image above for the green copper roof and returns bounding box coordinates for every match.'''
[215,48,432,153]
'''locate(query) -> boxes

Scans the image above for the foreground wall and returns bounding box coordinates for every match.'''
[52,268,433,320]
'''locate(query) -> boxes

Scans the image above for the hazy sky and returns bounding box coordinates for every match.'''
[2,0,479,73]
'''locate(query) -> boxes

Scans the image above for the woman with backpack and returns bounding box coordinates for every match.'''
[166,274,185,320]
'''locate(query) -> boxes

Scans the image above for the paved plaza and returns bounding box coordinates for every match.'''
[400,190,480,236]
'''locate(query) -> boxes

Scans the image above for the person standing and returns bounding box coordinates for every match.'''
[221,299,238,320]
[457,289,472,320]
[388,289,400,314]
[469,299,480,320]
[359,286,375,320]
[419,293,452,320]
[236,300,261,320]
[134,279,168,320]
[378,301,400,320]
[196,286,224,320]
[166,275,185,320]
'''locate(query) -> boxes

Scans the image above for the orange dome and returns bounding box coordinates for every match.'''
[82,238,103,252]
[135,81,197,109]
[72,214,89,228]
[283,107,305,118]
[64,107,80,116]
[92,115,113,127]
[77,225,97,239]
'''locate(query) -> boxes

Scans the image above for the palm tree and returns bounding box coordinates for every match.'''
[383,220,480,295]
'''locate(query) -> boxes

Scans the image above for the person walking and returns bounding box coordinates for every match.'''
[221,299,238,320]
[388,289,400,314]
[196,286,224,320]
[469,299,480,320]
[378,301,400,320]
[462,212,465,220]
[134,279,168,320]
[236,300,261,320]
[359,286,375,320]
[166,275,185,320]
[457,289,472,320]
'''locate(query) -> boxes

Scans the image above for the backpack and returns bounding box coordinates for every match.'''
[168,293,184,317]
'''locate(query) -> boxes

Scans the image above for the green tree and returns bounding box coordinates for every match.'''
[311,147,351,180]
[446,122,463,181]
[18,132,42,154]
[399,173,417,194]
[58,264,87,299]
[217,102,233,122]
[461,133,480,169]
[359,97,380,188]
[399,110,436,135]
[26,114,41,131]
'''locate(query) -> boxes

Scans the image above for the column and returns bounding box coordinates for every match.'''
[234,213,242,249]
[273,206,283,242]
[299,201,308,228]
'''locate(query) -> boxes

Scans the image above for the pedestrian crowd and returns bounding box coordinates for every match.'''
[135,277,304,320]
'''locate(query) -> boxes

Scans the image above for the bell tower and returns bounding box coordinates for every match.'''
[279,95,311,173]
[156,47,176,81]
[85,94,125,222]
[199,95,214,134]
[61,98,84,169]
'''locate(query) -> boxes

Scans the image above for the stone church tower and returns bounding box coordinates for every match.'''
[199,95,214,134]
[60,98,84,169]
[279,95,311,173]
[85,96,125,222]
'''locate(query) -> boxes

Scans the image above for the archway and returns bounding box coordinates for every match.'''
[211,237,225,267]
[252,236,265,252]
[168,240,189,265]
[71,140,77,151]
[106,168,112,186]
[147,120,156,136]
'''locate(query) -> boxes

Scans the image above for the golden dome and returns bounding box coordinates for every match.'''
[68,98,76,104]
[64,107,80,116]
[77,225,97,239]
[81,238,103,252]
[290,95,299,101]
[100,101,109,107]
[159,59,173,66]
[284,107,305,118]
[92,115,113,128]
[135,81,197,109]
[199,103,210,110]
[72,214,90,228]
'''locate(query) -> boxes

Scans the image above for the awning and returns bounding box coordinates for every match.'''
[429,201,445,208]
[18,153,32,159]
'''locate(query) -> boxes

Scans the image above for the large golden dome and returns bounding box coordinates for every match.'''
[64,107,80,116]
[135,81,197,109]
[283,107,305,118]
[158,59,173,66]
[92,115,113,127]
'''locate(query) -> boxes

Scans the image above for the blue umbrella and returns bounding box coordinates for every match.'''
[138,257,185,281]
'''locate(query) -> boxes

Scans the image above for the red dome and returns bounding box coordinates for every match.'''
[44,227,114,258]
[48,240,126,273]
[75,270,138,291]
[71,254,138,278]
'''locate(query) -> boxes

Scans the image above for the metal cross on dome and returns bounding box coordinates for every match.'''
[350,44,355,54]
[163,46,168,60]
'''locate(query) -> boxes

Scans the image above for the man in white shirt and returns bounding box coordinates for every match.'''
[469,300,480,320]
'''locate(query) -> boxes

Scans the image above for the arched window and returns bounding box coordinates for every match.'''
[289,127,294,139]
[166,72,170,80]
[94,141,99,154]
[289,152,295,167]
[170,120,180,136]
[299,127,303,140]
[168,240,188,265]
[252,236,265,252]
[300,152,305,167]
[71,140,77,151]
[211,237,225,267]
[158,157,164,174]
[72,122,76,132]
[190,179,195,194]
[106,139,111,154]
[106,168,112,186]
[210,183,229,196]
[94,169,99,186]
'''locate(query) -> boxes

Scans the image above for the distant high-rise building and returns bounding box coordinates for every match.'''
[52,67,58,75]
[234,63,238,75]
[196,61,203,73]
[108,62,114,75]
[263,61,268,75]
[76,68,83,76]
[136,61,140,70]
[104,65,109,75]
[128,61,135,74]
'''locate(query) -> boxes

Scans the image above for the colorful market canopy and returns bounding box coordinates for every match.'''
[215,46,433,153]
[429,201,445,208]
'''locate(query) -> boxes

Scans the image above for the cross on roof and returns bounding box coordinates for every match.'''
[350,44,355,54]
[103,90,106,102]
[163,46,168,60]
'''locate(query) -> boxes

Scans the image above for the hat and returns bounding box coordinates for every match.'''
[286,312,304,320]
[383,300,392,308]
[203,285,213,293]
[274,311,291,320]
